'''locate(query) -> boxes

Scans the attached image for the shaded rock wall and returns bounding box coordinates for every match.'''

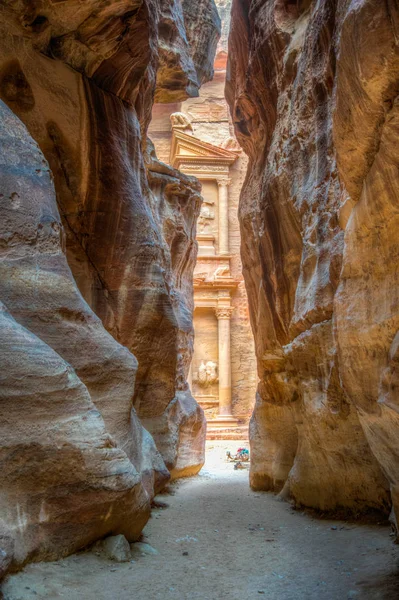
[156,0,221,102]
[0,0,219,575]
[0,100,151,576]
[182,0,221,86]
[226,0,399,520]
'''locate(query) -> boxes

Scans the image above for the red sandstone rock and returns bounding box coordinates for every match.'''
[226,0,399,522]
[0,0,217,478]
[182,0,221,87]
[0,0,219,576]
[0,96,169,491]
[0,300,149,572]
[156,0,220,102]
[0,101,152,572]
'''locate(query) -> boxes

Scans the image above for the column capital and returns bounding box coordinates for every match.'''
[215,307,234,320]
[217,177,232,188]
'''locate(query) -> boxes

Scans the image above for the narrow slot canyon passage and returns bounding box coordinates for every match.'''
[149,7,257,441]
[3,443,398,600]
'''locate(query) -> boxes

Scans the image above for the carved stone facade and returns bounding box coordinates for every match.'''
[149,4,257,438]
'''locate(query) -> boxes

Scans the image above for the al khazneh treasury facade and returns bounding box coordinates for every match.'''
[149,1,257,437]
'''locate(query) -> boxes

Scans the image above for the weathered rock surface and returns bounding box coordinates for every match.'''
[0,0,219,577]
[0,0,214,475]
[0,100,151,574]
[0,300,150,574]
[226,0,399,521]
[182,0,221,87]
[156,0,220,102]
[0,99,168,494]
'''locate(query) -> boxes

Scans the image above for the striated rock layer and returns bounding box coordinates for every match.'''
[0,0,219,576]
[226,0,399,522]
[0,100,151,576]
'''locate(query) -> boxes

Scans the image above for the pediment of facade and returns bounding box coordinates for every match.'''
[170,129,238,172]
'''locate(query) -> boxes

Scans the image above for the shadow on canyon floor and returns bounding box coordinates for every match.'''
[357,569,399,600]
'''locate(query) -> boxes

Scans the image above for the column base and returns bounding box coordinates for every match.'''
[207,415,239,429]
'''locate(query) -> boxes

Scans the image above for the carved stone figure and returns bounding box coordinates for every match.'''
[193,272,208,285]
[213,265,230,279]
[197,361,208,386]
[205,360,218,384]
[195,360,218,387]
[198,202,215,232]
[221,137,241,153]
[170,112,194,132]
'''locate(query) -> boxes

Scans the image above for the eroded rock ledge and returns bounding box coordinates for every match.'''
[226,0,399,526]
[0,0,219,576]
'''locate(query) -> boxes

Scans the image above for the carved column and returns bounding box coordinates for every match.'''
[215,307,234,416]
[217,178,231,256]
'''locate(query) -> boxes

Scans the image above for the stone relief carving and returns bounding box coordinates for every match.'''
[193,272,208,284]
[194,360,219,387]
[217,177,232,187]
[213,265,230,278]
[198,201,215,233]
[221,137,241,153]
[170,112,193,132]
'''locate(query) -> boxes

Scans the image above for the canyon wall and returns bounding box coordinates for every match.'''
[226,0,399,523]
[0,0,219,576]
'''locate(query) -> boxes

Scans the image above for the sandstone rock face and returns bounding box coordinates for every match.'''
[0,100,150,575]
[0,0,216,475]
[0,300,149,574]
[226,0,399,520]
[141,144,205,477]
[156,0,221,102]
[182,0,221,86]
[0,98,169,493]
[0,0,219,576]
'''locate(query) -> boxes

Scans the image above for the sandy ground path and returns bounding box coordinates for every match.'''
[2,441,399,600]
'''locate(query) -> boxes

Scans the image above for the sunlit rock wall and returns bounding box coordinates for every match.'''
[226,0,399,521]
[0,0,219,575]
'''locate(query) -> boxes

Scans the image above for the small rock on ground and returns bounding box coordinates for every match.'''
[103,535,131,562]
